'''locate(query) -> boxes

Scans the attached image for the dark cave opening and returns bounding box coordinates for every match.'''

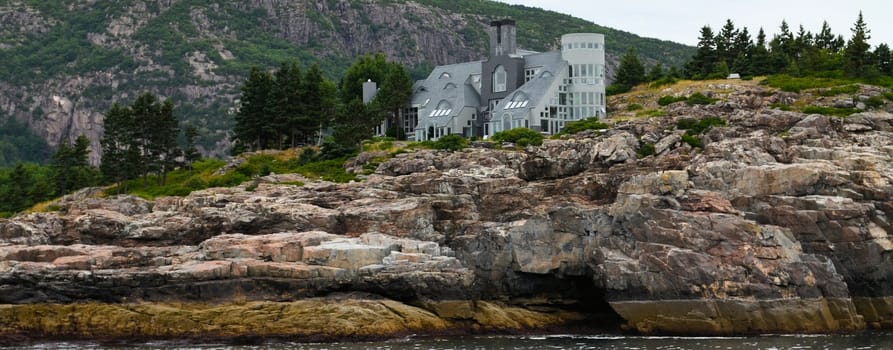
[507,272,625,332]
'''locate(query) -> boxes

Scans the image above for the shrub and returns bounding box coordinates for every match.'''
[685,92,717,105]
[864,96,885,109]
[649,77,677,88]
[626,103,643,111]
[658,95,686,106]
[817,84,860,96]
[432,134,468,151]
[676,116,726,134]
[637,142,655,158]
[681,134,702,148]
[561,118,610,135]
[491,128,544,147]
[884,92,893,101]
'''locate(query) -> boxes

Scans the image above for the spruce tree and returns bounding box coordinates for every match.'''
[844,11,872,77]
[875,44,892,76]
[377,62,413,139]
[750,28,772,76]
[234,66,273,152]
[614,48,646,90]
[685,26,717,79]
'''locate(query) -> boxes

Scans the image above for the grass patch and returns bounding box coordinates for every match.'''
[658,95,687,106]
[816,84,860,96]
[884,92,893,101]
[801,105,860,117]
[761,74,858,93]
[681,134,702,148]
[864,96,886,109]
[626,103,643,111]
[111,150,356,199]
[636,109,666,118]
[769,103,792,111]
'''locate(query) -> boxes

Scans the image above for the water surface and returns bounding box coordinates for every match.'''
[14,332,893,350]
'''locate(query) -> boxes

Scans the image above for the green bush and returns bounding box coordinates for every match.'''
[884,92,893,101]
[626,103,643,111]
[676,116,726,134]
[801,105,859,117]
[658,95,686,106]
[649,77,678,88]
[685,92,717,105]
[864,96,885,109]
[817,84,860,96]
[637,142,656,158]
[681,134,702,148]
[560,117,610,135]
[491,128,544,147]
[431,134,469,151]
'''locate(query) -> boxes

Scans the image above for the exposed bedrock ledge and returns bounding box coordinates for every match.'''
[610,298,866,335]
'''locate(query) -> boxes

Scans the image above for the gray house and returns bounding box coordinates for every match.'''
[407,19,606,141]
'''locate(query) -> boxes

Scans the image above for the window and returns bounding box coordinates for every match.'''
[439,72,451,79]
[525,67,541,82]
[429,100,453,117]
[444,82,456,90]
[493,65,507,92]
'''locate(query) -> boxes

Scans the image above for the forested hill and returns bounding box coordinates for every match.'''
[0,0,694,165]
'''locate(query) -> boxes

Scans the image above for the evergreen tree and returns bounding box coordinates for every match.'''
[716,19,738,65]
[685,26,717,79]
[750,28,772,75]
[815,21,836,51]
[613,47,646,90]
[101,102,137,192]
[731,27,753,75]
[234,66,273,152]
[332,99,384,149]
[376,62,413,139]
[844,11,872,77]
[646,64,664,81]
[340,53,389,103]
[51,135,97,195]
[270,61,304,148]
[300,63,326,145]
[875,43,892,76]
[182,123,201,169]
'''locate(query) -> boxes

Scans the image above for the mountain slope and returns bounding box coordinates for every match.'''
[0,0,694,164]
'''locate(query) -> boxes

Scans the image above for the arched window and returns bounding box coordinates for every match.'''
[439,72,451,79]
[493,65,506,93]
[429,100,453,117]
[505,92,529,109]
[444,82,457,90]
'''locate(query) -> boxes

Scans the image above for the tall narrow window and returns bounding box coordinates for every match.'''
[493,65,507,92]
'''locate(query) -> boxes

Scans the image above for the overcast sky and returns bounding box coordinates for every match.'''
[494,1,893,48]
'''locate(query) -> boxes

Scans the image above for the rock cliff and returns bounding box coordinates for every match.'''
[1,81,892,340]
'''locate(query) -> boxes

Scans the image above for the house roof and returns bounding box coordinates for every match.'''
[413,61,482,128]
[491,52,565,120]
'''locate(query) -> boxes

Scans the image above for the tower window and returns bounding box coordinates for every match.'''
[493,65,507,92]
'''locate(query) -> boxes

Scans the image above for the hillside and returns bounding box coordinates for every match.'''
[0,0,694,165]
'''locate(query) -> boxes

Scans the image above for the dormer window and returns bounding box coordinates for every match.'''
[439,72,451,79]
[444,82,457,90]
[429,100,453,117]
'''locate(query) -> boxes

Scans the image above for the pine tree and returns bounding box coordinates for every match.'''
[685,26,717,79]
[646,64,664,82]
[183,124,201,169]
[750,28,772,76]
[716,19,738,65]
[376,62,413,139]
[875,43,892,76]
[101,102,136,192]
[52,135,96,195]
[816,21,836,51]
[234,66,273,152]
[844,11,872,77]
[614,47,646,90]
[301,63,330,144]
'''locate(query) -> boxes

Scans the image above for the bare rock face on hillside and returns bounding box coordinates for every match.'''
[2,96,893,339]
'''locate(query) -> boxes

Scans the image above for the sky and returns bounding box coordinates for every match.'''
[494,0,893,47]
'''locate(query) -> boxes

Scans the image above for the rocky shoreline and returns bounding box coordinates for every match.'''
[1,82,892,340]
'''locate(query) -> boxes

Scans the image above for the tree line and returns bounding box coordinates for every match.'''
[232,53,413,155]
[610,12,892,93]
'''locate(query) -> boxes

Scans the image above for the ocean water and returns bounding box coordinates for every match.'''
[11,332,893,350]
